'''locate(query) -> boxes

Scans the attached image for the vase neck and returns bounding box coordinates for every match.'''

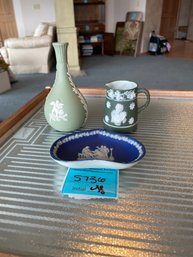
[53,43,69,84]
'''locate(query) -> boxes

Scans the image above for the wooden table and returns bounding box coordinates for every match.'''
[0,88,193,257]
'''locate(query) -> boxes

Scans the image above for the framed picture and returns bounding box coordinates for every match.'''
[114,22,125,54]
[114,21,143,56]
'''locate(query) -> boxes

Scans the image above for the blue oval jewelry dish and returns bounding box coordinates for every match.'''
[50,129,146,169]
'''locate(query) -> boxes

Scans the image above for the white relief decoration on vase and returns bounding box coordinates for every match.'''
[106,101,111,108]
[105,115,109,122]
[129,102,135,110]
[128,117,134,124]
[49,100,68,122]
[78,145,114,161]
[68,69,88,126]
[107,89,136,101]
[111,103,127,126]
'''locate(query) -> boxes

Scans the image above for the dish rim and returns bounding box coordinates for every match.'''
[50,128,146,168]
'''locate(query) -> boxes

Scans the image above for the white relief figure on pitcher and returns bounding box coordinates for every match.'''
[105,115,110,122]
[129,102,135,110]
[111,103,127,126]
[106,101,111,108]
[128,117,134,124]
[49,100,68,122]
[125,90,136,100]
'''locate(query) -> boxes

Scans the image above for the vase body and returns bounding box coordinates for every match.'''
[44,42,88,132]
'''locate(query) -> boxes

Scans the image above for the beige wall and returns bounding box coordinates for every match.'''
[177,0,192,39]
[106,0,146,33]
[13,0,55,37]
[13,0,164,54]
[106,0,163,53]
[178,0,192,26]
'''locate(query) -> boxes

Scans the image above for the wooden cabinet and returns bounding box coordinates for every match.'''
[74,0,106,56]
[104,32,114,55]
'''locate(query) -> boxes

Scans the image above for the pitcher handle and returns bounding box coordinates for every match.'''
[137,88,150,113]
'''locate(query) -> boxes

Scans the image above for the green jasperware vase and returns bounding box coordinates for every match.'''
[44,42,88,132]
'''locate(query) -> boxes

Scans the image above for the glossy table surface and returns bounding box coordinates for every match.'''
[0,89,193,257]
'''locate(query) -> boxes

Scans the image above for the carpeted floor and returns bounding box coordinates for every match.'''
[1,54,193,120]
[75,54,193,90]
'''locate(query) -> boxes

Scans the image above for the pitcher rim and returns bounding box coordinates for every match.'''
[105,80,138,91]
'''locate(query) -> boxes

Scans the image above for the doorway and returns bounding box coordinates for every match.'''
[160,0,193,41]
[160,0,180,40]
[176,0,192,40]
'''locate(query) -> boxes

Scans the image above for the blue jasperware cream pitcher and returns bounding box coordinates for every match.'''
[103,80,150,133]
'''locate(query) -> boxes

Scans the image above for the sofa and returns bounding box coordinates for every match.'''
[0,22,57,74]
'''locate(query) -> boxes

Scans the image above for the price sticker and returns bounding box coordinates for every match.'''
[61,168,119,199]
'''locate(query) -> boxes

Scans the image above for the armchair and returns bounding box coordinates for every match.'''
[0,22,56,74]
